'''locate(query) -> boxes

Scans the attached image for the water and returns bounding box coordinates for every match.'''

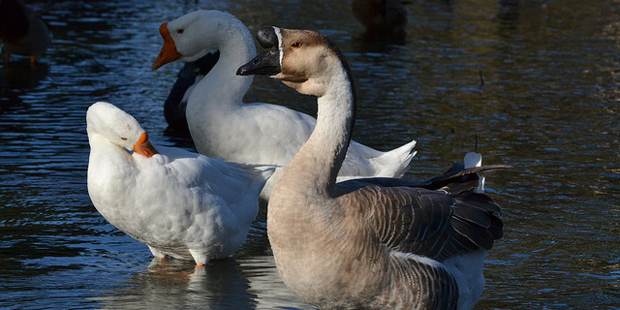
[0,0,618,309]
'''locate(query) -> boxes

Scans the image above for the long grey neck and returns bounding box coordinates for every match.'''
[189,19,256,108]
[282,65,356,198]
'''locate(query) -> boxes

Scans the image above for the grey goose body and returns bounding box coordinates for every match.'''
[238,27,507,310]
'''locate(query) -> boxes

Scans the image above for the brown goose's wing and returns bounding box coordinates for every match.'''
[336,170,503,261]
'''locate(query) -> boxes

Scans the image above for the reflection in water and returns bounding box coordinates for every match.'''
[0,62,49,114]
[0,0,619,309]
[94,258,256,309]
[90,255,317,310]
[0,62,49,89]
[239,256,317,310]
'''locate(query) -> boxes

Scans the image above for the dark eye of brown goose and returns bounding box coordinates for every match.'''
[291,42,301,48]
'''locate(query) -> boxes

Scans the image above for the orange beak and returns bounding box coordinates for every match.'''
[133,132,158,158]
[152,22,182,70]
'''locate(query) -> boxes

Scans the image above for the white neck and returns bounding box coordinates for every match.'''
[87,132,134,186]
[187,20,256,110]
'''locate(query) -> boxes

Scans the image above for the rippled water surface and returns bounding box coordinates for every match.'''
[1,0,619,309]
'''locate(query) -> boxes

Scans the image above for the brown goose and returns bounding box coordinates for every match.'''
[237,27,507,310]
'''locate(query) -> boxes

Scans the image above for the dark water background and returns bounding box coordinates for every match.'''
[0,0,618,309]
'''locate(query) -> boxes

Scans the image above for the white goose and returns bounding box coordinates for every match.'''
[86,102,274,266]
[151,10,417,200]
[237,27,507,309]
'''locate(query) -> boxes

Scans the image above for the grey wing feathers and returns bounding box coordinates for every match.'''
[341,165,505,262]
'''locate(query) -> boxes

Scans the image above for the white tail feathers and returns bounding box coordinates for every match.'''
[337,139,417,182]
[464,152,485,193]
[373,139,417,178]
[237,163,277,186]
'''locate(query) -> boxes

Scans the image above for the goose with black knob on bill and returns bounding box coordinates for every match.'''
[237,27,509,310]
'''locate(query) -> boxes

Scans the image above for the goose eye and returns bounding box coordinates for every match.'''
[177,29,184,34]
[291,42,301,48]
[120,137,128,141]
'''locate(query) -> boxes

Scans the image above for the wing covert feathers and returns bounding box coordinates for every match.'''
[340,164,505,262]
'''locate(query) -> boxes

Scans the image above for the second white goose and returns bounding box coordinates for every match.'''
[151,10,417,200]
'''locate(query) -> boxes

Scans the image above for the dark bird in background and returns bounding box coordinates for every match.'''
[0,0,51,66]
[352,0,408,43]
[163,51,219,136]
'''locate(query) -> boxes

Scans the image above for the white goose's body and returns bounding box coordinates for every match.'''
[86,102,274,265]
[152,10,416,200]
[237,27,506,309]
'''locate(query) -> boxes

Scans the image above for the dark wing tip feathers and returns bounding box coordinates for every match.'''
[341,162,507,261]
[385,164,506,261]
[421,164,512,193]
[442,185,504,258]
[426,163,506,256]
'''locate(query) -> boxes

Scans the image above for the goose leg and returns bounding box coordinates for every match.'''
[189,249,208,267]
[148,245,167,261]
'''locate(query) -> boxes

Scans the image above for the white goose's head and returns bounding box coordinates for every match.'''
[152,10,236,70]
[86,102,158,158]
[237,27,353,97]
